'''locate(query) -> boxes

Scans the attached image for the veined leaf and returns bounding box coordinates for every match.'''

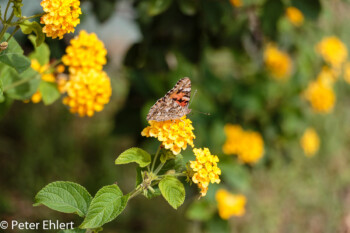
[115,147,151,167]
[39,81,60,105]
[159,176,185,209]
[34,181,92,217]
[28,35,50,65]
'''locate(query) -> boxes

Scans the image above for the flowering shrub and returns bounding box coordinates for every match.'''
[300,128,320,157]
[264,44,292,80]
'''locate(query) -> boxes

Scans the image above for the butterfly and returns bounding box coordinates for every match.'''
[146,77,192,122]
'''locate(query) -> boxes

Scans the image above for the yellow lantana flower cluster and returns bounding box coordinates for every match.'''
[215,189,246,219]
[62,30,107,74]
[286,7,304,27]
[304,79,335,114]
[223,124,264,164]
[40,0,81,39]
[190,148,221,197]
[27,59,56,103]
[141,116,195,155]
[61,30,111,117]
[62,70,112,117]
[316,36,348,70]
[300,128,320,157]
[264,44,292,80]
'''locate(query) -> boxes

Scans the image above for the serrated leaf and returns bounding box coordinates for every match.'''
[148,0,173,16]
[115,147,151,167]
[58,229,86,233]
[34,181,93,217]
[159,176,185,209]
[20,20,45,47]
[39,81,60,105]
[160,154,185,174]
[80,185,128,229]
[28,35,50,65]
[1,65,40,100]
[0,33,30,73]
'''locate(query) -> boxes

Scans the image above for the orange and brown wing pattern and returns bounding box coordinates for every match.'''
[146,77,192,121]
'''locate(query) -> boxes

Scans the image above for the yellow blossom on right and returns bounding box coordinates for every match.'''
[264,44,292,80]
[343,61,350,84]
[316,66,338,86]
[141,116,195,155]
[304,80,336,114]
[286,7,304,27]
[223,124,264,164]
[189,148,221,197]
[40,0,82,39]
[300,128,320,157]
[315,36,348,70]
[215,189,246,219]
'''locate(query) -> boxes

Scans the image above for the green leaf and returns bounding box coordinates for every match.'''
[80,185,128,229]
[261,0,284,40]
[160,154,185,174]
[39,81,60,105]
[115,147,151,167]
[34,181,93,217]
[28,35,50,65]
[145,187,162,199]
[186,200,216,221]
[19,20,45,47]
[148,0,173,16]
[0,33,30,73]
[1,65,40,100]
[159,176,185,209]
[58,229,86,233]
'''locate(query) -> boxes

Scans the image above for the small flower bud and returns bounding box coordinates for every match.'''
[0,42,8,51]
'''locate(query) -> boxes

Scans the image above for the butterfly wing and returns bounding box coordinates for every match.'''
[147,77,191,121]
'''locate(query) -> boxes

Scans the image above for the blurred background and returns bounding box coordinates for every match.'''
[2,0,350,232]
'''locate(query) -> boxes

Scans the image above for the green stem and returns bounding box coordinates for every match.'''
[3,74,39,92]
[10,13,46,26]
[153,161,165,175]
[6,25,19,42]
[128,187,142,200]
[151,144,162,172]
[158,173,186,178]
[3,0,11,21]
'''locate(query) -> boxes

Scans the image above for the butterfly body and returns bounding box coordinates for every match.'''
[147,77,191,122]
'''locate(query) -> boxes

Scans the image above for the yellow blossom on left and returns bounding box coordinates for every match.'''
[216,189,246,219]
[264,44,292,80]
[285,7,304,27]
[189,148,221,197]
[62,70,112,117]
[40,0,82,39]
[26,59,56,103]
[141,116,195,155]
[316,36,348,70]
[223,124,264,164]
[304,80,336,114]
[62,30,107,74]
[300,128,320,157]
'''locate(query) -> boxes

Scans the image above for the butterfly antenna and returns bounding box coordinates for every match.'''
[188,89,211,116]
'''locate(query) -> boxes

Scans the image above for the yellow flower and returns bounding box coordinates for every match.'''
[189,148,221,197]
[304,80,336,113]
[230,0,242,7]
[40,0,81,39]
[26,59,56,103]
[215,189,246,219]
[223,124,264,164]
[316,66,338,86]
[264,44,292,80]
[62,30,107,74]
[343,61,350,84]
[300,128,320,157]
[141,116,195,155]
[62,69,112,117]
[285,7,304,27]
[316,36,348,69]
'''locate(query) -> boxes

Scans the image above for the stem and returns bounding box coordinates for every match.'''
[4,0,11,21]
[153,161,165,175]
[6,25,19,42]
[10,13,46,26]
[3,74,39,92]
[128,187,142,200]
[158,173,186,178]
[151,144,162,172]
